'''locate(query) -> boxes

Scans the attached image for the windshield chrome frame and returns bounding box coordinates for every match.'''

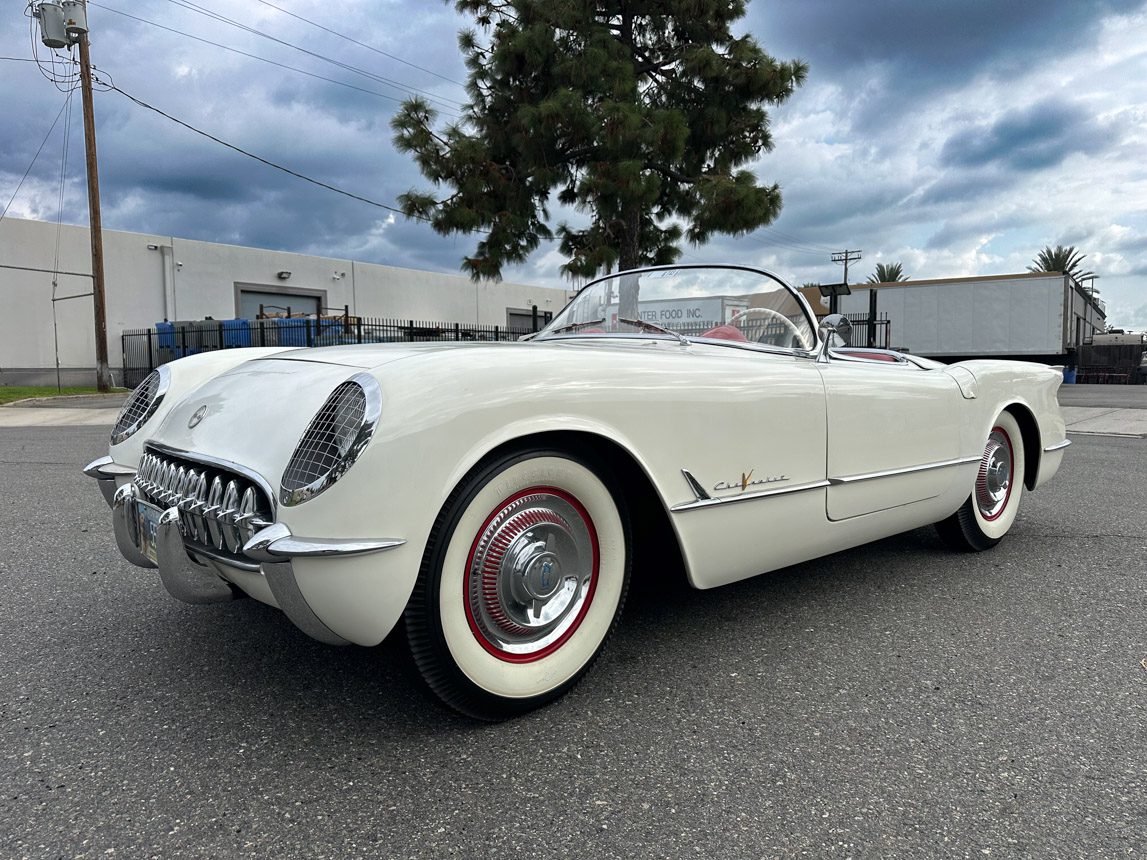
[534,263,821,356]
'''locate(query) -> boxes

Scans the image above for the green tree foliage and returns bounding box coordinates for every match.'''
[866,262,907,283]
[391,0,807,280]
[1029,245,1094,282]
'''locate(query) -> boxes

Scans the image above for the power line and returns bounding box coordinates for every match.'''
[253,0,467,88]
[107,82,424,220]
[0,91,73,223]
[760,225,837,254]
[158,0,466,106]
[90,1,465,114]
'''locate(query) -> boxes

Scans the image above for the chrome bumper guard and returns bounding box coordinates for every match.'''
[83,455,137,507]
[103,473,404,647]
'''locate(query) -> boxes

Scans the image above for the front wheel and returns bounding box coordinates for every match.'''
[935,410,1025,552]
[405,449,631,720]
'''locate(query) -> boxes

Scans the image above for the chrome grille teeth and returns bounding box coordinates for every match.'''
[221,481,240,552]
[161,462,177,505]
[238,487,258,545]
[131,451,272,559]
[206,477,225,549]
[190,472,209,542]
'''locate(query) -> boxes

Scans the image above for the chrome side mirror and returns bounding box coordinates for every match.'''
[816,314,852,362]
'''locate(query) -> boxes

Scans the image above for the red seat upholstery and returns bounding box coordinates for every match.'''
[837,349,901,363]
[700,324,748,342]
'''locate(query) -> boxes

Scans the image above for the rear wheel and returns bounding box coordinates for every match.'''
[406,449,630,720]
[936,411,1025,552]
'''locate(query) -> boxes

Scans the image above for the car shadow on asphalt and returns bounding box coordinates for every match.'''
[99,525,955,735]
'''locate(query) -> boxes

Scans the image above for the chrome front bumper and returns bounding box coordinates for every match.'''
[90,458,404,647]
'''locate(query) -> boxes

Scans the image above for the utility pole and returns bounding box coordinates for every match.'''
[34,1,111,391]
[830,249,861,315]
[77,25,112,391]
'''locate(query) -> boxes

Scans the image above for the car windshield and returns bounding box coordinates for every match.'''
[537,265,816,351]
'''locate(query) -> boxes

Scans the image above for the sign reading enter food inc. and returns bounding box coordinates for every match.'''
[606,297,748,327]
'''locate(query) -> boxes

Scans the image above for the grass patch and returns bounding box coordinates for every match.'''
[0,386,124,405]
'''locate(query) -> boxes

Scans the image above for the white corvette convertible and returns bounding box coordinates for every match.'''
[85,264,1069,719]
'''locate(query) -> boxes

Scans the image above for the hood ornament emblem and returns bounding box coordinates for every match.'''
[188,405,208,429]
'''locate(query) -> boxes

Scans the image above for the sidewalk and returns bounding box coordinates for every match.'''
[0,393,127,428]
[1060,406,1147,437]
[0,406,123,427]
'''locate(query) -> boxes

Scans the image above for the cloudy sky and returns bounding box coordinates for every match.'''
[3,0,1146,328]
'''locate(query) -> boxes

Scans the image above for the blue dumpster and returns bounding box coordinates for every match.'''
[222,318,251,348]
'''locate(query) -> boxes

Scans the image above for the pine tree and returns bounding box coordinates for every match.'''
[391,1,807,280]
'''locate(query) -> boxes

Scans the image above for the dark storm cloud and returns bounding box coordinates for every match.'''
[939,100,1106,171]
[913,166,1019,208]
[752,0,1144,104]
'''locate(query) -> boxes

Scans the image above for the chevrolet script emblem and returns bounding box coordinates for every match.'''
[187,405,208,429]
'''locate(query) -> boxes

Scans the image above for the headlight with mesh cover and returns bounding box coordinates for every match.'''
[279,372,383,506]
[111,365,171,445]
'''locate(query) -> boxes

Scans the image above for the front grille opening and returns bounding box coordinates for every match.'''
[135,449,273,563]
[281,382,366,495]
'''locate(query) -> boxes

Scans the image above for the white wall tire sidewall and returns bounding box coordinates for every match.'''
[437,456,625,700]
[973,411,1025,541]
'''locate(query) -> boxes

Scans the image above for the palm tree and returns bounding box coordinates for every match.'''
[1029,245,1094,282]
[867,262,907,283]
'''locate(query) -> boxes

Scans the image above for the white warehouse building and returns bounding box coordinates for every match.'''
[0,217,572,387]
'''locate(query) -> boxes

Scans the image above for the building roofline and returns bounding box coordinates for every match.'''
[860,271,1061,288]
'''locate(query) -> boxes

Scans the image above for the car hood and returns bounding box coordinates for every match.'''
[255,337,737,370]
[149,357,363,488]
[262,341,528,369]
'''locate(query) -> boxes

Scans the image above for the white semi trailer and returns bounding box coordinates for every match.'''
[836,272,1106,362]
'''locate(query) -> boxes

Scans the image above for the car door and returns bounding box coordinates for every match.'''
[818,360,967,520]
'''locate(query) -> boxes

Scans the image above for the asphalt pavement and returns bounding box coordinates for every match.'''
[1,389,1145,858]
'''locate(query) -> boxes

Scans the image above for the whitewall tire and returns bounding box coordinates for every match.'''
[936,410,1026,552]
[405,448,630,720]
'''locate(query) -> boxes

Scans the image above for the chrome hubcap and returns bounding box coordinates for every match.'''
[975,428,1012,520]
[466,488,597,660]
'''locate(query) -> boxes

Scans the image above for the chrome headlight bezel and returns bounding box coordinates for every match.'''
[110,365,171,446]
[279,372,382,507]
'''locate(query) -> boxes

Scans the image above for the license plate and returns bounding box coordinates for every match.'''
[135,499,164,564]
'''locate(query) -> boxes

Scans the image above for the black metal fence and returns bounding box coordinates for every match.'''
[843,312,892,349]
[122,317,535,388]
[121,311,894,388]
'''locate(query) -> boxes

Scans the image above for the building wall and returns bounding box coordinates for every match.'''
[837,273,1106,359]
[0,217,570,385]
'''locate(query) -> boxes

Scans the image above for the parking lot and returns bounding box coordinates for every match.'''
[1,391,1145,858]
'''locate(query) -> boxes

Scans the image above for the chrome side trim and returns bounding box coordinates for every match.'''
[828,455,982,485]
[671,479,830,512]
[146,441,278,515]
[263,561,350,646]
[242,522,405,563]
[680,469,712,502]
[1043,438,1072,453]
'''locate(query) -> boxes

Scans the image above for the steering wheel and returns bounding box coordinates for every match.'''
[727,307,810,349]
